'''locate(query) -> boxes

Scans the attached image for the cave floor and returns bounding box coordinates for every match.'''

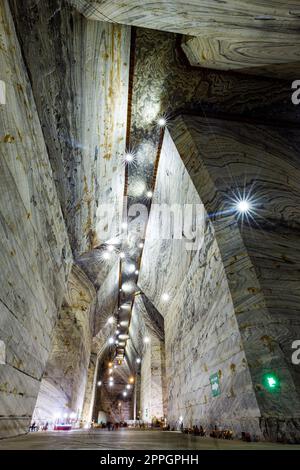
[0,429,299,450]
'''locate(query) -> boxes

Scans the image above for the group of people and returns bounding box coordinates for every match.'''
[181,423,206,436]
[209,426,233,440]
[93,421,128,430]
[29,421,49,432]
[180,423,234,439]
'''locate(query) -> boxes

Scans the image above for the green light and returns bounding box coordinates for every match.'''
[267,376,276,388]
[263,373,280,392]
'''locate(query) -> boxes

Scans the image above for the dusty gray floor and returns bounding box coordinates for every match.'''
[0,429,299,450]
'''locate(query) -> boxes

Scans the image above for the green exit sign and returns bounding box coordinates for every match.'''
[210,373,221,397]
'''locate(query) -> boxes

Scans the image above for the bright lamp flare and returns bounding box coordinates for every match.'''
[237,200,251,213]
[157,117,167,127]
[121,282,135,294]
[229,188,258,224]
[122,149,137,167]
[125,153,134,163]
[161,293,170,302]
[102,251,111,261]
[127,263,136,273]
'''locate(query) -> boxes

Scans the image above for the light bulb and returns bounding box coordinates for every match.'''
[162,293,170,302]
[125,153,134,163]
[127,263,136,273]
[157,117,167,127]
[237,199,251,213]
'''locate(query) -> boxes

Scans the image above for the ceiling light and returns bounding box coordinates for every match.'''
[144,336,150,344]
[157,117,167,127]
[116,330,120,335]
[161,293,170,302]
[109,382,113,387]
[138,242,144,249]
[108,337,114,345]
[146,191,153,198]
[236,199,251,213]
[129,376,135,384]
[121,282,135,293]
[97,381,102,386]
[125,153,134,163]
[123,391,127,397]
[120,252,126,259]
[135,270,139,275]
[107,316,114,324]
[103,251,111,261]
[127,263,136,273]
[118,334,129,340]
[126,384,131,390]
[121,304,130,309]
[136,358,141,364]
